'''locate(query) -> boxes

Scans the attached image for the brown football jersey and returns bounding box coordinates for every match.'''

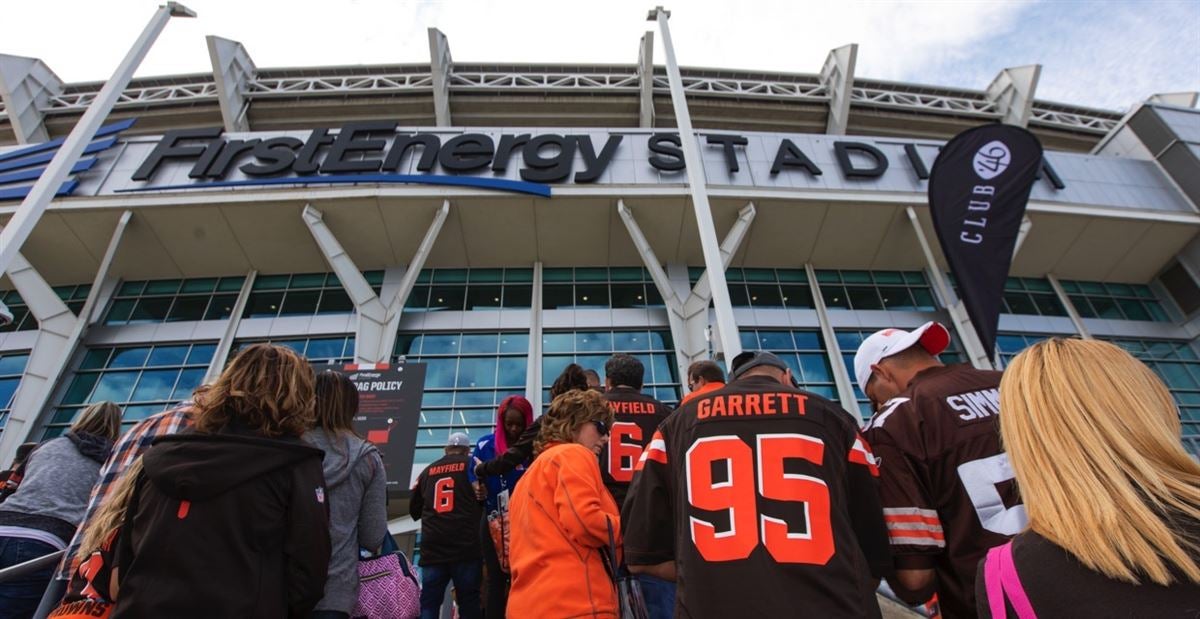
[863,364,1026,619]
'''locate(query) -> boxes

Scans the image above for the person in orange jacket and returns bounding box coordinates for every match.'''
[679,360,725,406]
[507,389,619,618]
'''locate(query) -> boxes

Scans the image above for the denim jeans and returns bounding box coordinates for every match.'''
[420,559,483,619]
[0,536,59,619]
[635,573,677,619]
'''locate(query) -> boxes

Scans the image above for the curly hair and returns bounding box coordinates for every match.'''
[535,389,614,454]
[550,363,589,399]
[192,343,316,438]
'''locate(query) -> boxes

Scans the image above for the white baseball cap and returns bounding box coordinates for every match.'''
[447,432,472,447]
[853,321,951,394]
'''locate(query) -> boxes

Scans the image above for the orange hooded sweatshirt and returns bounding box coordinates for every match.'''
[507,442,620,618]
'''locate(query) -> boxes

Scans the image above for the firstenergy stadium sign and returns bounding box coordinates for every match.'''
[121,122,1067,198]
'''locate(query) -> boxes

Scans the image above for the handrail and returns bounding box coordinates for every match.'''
[0,549,63,583]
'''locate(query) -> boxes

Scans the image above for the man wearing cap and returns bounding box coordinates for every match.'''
[854,322,1026,619]
[622,350,891,617]
[410,433,484,619]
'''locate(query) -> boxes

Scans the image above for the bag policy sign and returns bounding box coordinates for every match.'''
[928,124,1044,356]
[321,362,426,497]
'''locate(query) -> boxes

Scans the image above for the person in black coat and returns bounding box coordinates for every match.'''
[112,343,331,619]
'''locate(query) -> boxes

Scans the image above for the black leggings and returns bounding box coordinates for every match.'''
[480,515,509,619]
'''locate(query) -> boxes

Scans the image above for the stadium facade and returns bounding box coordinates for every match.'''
[2,29,1200,497]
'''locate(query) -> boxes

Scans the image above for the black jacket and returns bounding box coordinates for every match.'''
[113,424,331,619]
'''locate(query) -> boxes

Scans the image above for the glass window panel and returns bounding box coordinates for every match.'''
[576,332,613,353]
[775,269,806,283]
[542,285,574,310]
[1090,297,1122,319]
[187,344,216,365]
[284,273,323,289]
[815,271,840,284]
[610,267,644,282]
[422,334,461,355]
[1146,341,1178,358]
[650,331,673,351]
[807,385,836,399]
[363,271,384,288]
[727,284,750,307]
[996,335,1028,355]
[131,370,179,402]
[574,268,607,282]
[428,286,466,311]
[543,356,574,386]
[742,269,775,283]
[432,269,468,284]
[465,285,503,310]
[424,358,459,389]
[118,281,145,296]
[498,334,528,354]
[504,268,533,283]
[91,371,139,402]
[1059,280,1080,293]
[144,280,181,295]
[821,285,849,309]
[253,275,289,291]
[842,271,871,284]
[502,285,532,309]
[836,332,863,350]
[542,268,573,283]
[0,355,27,376]
[611,284,648,308]
[456,357,497,388]
[395,334,420,356]
[798,354,832,383]
[881,289,916,310]
[461,334,499,354]
[1024,278,1053,293]
[1069,296,1096,318]
[243,292,283,318]
[1147,303,1170,322]
[1118,299,1151,321]
[61,373,99,405]
[217,277,245,292]
[423,392,454,407]
[131,297,172,323]
[1003,293,1038,315]
[725,269,745,282]
[740,331,760,350]
[1175,344,1198,360]
[1156,362,1199,389]
[1078,282,1106,295]
[468,269,503,283]
[792,331,822,350]
[457,409,495,425]
[204,294,238,320]
[1031,294,1066,316]
[80,348,111,370]
[747,284,784,308]
[651,354,675,384]
[105,299,136,324]
[166,296,208,322]
[911,288,937,310]
[455,391,496,407]
[51,408,83,425]
[280,290,320,316]
[180,278,217,294]
[576,355,609,377]
[574,285,609,307]
[1135,285,1157,300]
[614,331,649,352]
[121,404,165,423]
[0,379,18,409]
[108,348,150,369]
[1004,278,1024,292]
[656,387,680,403]
[780,285,814,309]
[404,286,431,311]
[873,272,905,285]
[496,358,526,388]
[316,289,354,314]
[172,369,205,400]
[305,338,347,362]
[542,333,575,353]
[147,346,189,367]
[846,287,883,310]
[757,331,794,351]
[1105,283,1135,297]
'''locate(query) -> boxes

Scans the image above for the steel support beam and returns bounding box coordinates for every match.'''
[527,262,544,414]
[1047,274,1092,340]
[428,28,453,127]
[619,199,754,382]
[1147,92,1199,108]
[637,31,655,128]
[204,270,257,383]
[820,43,857,136]
[0,2,194,280]
[206,35,256,132]
[649,7,742,362]
[906,206,994,370]
[806,264,860,417]
[986,64,1041,127]
[0,54,62,145]
[303,202,449,364]
[0,211,131,467]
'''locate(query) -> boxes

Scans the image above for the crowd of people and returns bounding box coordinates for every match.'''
[0,324,1196,618]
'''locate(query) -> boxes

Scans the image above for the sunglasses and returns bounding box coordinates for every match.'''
[590,419,609,436]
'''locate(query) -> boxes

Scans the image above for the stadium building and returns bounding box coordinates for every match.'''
[2,26,1200,507]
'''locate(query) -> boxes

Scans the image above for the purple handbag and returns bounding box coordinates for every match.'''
[353,533,421,619]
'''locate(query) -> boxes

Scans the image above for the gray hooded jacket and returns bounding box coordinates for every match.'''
[303,429,389,613]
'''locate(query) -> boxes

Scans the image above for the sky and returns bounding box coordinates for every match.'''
[2,0,1197,112]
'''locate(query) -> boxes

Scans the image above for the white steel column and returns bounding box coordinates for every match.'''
[0,54,63,145]
[1047,274,1092,339]
[905,206,994,370]
[204,270,257,383]
[303,202,448,364]
[820,44,858,136]
[619,199,754,381]
[0,2,195,279]
[805,265,859,416]
[428,28,453,127]
[648,7,742,362]
[637,32,655,128]
[206,35,256,133]
[526,262,544,414]
[987,65,1041,127]
[0,211,131,466]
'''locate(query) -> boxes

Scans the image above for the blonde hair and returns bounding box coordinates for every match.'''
[71,401,122,442]
[193,343,315,438]
[1000,338,1200,585]
[535,389,614,454]
[78,457,143,560]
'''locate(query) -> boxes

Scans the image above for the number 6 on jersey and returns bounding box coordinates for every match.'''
[685,433,834,565]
